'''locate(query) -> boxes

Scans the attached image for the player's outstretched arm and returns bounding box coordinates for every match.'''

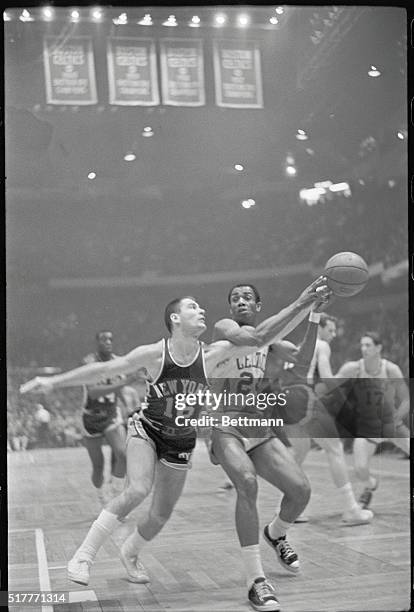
[20,342,162,395]
[213,276,329,348]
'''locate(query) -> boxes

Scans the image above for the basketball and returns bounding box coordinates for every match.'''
[324,252,369,297]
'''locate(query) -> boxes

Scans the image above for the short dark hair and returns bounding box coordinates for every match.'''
[96,330,112,341]
[164,296,196,333]
[361,331,382,346]
[319,314,337,328]
[227,284,261,304]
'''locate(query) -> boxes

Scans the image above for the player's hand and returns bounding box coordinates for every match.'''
[296,276,330,307]
[19,377,54,395]
[312,288,335,313]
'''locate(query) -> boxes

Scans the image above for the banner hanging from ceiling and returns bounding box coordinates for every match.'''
[213,39,263,108]
[43,36,97,105]
[160,38,205,106]
[107,37,159,106]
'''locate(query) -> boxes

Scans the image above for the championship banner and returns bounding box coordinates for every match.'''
[213,40,263,108]
[43,36,97,105]
[107,37,159,106]
[160,39,205,106]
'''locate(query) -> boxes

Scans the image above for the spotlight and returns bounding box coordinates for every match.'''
[70,9,80,22]
[19,9,34,22]
[234,164,244,172]
[42,7,54,21]
[296,129,308,141]
[189,15,200,27]
[88,171,97,180]
[368,65,381,77]
[237,14,250,27]
[163,15,177,26]
[285,166,297,177]
[275,7,284,15]
[269,17,279,25]
[124,152,136,162]
[241,199,255,209]
[138,14,152,25]
[91,8,103,21]
[214,13,227,26]
[113,12,127,25]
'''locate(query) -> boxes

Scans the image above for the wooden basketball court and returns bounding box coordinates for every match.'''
[8,443,410,611]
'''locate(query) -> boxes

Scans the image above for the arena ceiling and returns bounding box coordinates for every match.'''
[5,6,406,210]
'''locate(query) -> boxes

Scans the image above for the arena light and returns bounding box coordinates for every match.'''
[3,11,11,21]
[88,171,97,180]
[214,13,227,26]
[286,154,295,165]
[269,17,279,25]
[70,9,80,22]
[163,15,177,26]
[113,12,127,25]
[124,152,136,162]
[189,15,201,27]
[285,165,297,177]
[142,126,154,137]
[19,9,34,22]
[300,187,325,206]
[42,7,54,21]
[305,148,315,155]
[237,13,250,27]
[234,164,244,172]
[397,130,406,140]
[275,7,284,15]
[296,129,308,141]
[329,181,350,193]
[241,198,255,209]
[368,65,381,77]
[138,14,153,26]
[91,8,103,22]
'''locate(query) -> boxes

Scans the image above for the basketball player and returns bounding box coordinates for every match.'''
[335,332,410,509]
[20,281,324,608]
[209,284,325,611]
[81,331,138,504]
[271,314,373,525]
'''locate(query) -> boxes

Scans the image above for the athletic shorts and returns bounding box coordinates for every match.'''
[210,412,274,463]
[82,406,123,438]
[127,414,196,470]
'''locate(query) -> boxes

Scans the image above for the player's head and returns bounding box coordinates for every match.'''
[318,314,337,343]
[360,331,382,359]
[164,296,206,336]
[95,330,113,355]
[228,284,262,324]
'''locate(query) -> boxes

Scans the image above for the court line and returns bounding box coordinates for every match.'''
[35,528,53,612]
[330,531,410,543]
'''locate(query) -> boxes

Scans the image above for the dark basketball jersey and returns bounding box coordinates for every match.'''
[142,338,209,437]
[82,352,123,420]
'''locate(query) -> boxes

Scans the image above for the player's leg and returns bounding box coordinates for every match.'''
[68,425,157,585]
[83,435,107,504]
[284,424,311,465]
[388,420,410,457]
[105,424,127,496]
[251,437,309,574]
[353,438,379,508]
[211,430,280,610]
[120,461,188,583]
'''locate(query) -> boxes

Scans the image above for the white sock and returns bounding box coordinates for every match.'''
[361,476,377,490]
[240,545,265,588]
[338,482,358,511]
[122,528,149,557]
[77,510,122,562]
[111,476,125,495]
[268,516,292,540]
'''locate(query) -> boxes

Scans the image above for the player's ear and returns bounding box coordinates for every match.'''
[255,301,262,313]
[170,313,180,326]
